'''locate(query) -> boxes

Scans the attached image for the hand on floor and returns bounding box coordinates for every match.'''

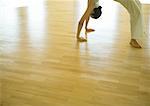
[77,37,87,42]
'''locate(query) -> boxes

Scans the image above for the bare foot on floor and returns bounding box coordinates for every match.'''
[130,39,142,48]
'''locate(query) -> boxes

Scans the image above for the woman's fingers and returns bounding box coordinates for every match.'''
[77,37,87,42]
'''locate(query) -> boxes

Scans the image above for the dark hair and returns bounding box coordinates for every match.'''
[90,6,102,19]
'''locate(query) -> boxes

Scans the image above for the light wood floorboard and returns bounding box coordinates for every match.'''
[0,0,150,106]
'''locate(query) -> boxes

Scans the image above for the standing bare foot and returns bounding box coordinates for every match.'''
[130,39,142,48]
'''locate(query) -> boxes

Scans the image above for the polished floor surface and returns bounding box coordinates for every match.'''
[0,0,150,106]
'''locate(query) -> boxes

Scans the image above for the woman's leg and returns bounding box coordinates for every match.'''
[114,0,144,48]
[129,1,144,39]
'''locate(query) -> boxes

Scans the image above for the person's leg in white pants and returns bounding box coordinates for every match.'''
[114,0,144,48]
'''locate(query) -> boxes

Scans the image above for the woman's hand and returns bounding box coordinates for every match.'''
[77,37,87,42]
[86,28,95,33]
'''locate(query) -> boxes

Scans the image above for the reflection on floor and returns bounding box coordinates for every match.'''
[0,0,150,106]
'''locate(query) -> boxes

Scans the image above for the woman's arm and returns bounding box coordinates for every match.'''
[85,16,90,30]
[76,0,94,41]
[85,16,95,33]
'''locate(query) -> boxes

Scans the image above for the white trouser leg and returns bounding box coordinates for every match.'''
[114,0,144,39]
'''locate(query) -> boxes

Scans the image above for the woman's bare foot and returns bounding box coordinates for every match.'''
[130,39,142,48]
[86,28,95,33]
[77,37,87,42]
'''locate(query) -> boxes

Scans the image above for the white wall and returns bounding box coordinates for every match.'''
[140,0,150,4]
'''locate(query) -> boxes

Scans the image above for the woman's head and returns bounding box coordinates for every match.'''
[90,6,102,19]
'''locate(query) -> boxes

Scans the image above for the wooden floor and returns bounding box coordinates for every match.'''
[0,0,150,106]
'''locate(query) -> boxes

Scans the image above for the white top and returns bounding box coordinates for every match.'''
[94,0,99,8]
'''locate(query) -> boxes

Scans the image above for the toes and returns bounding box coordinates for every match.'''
[130,41,142,48]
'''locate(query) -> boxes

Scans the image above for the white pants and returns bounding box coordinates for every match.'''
[114,0,145,39]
